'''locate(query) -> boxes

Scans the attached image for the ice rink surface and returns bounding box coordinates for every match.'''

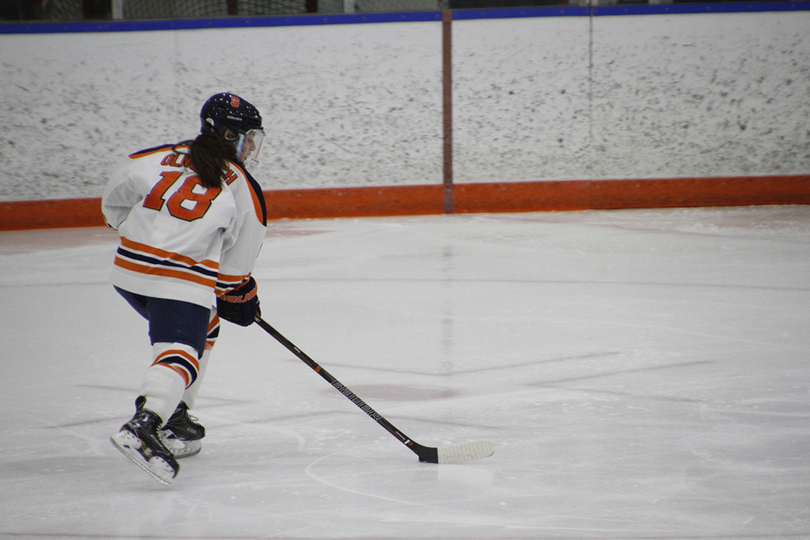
[1,206,809,539]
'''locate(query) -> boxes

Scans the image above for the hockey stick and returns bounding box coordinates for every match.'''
[254,316,494,464]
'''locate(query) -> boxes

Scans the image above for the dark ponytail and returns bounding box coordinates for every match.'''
[182,134,237,188]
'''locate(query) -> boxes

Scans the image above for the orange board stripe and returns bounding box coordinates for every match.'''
[0,198,107,230]
[264,184,447,220]
[2,176,809,231]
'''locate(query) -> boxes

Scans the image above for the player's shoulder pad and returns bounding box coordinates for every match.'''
[128,143,175,159]
[230,162,267,227]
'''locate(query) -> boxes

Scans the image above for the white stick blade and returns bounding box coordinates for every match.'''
[437,440,494,464]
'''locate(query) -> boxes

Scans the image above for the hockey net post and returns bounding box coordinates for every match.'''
[254,316,494,464]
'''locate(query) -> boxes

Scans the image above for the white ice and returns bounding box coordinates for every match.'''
[1,206,809,539]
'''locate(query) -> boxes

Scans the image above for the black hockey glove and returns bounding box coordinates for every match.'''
[217,277,260,326]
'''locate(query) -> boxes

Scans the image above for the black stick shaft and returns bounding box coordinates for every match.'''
[254,316,438,462]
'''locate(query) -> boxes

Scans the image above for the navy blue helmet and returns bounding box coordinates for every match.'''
[200,92,262,138]
[200,92,264,168]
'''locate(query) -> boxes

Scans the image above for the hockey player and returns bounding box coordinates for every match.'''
[103,93,267,484]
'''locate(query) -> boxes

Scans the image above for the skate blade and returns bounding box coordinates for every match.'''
[162,436,201,459]
[111,432,176,485]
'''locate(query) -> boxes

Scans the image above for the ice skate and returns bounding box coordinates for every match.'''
[111,408,179,485]
[160,401,205,459]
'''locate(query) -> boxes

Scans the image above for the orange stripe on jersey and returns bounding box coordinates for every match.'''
[115,257,219,288]
[217,272,250,284]
[248,184,265,224]
[215,273,251,297]
[120,237,220,272]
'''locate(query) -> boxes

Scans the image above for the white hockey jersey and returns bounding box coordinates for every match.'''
[102,143,267,309]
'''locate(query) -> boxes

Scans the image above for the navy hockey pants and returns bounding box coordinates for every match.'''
[115,287,210,358]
